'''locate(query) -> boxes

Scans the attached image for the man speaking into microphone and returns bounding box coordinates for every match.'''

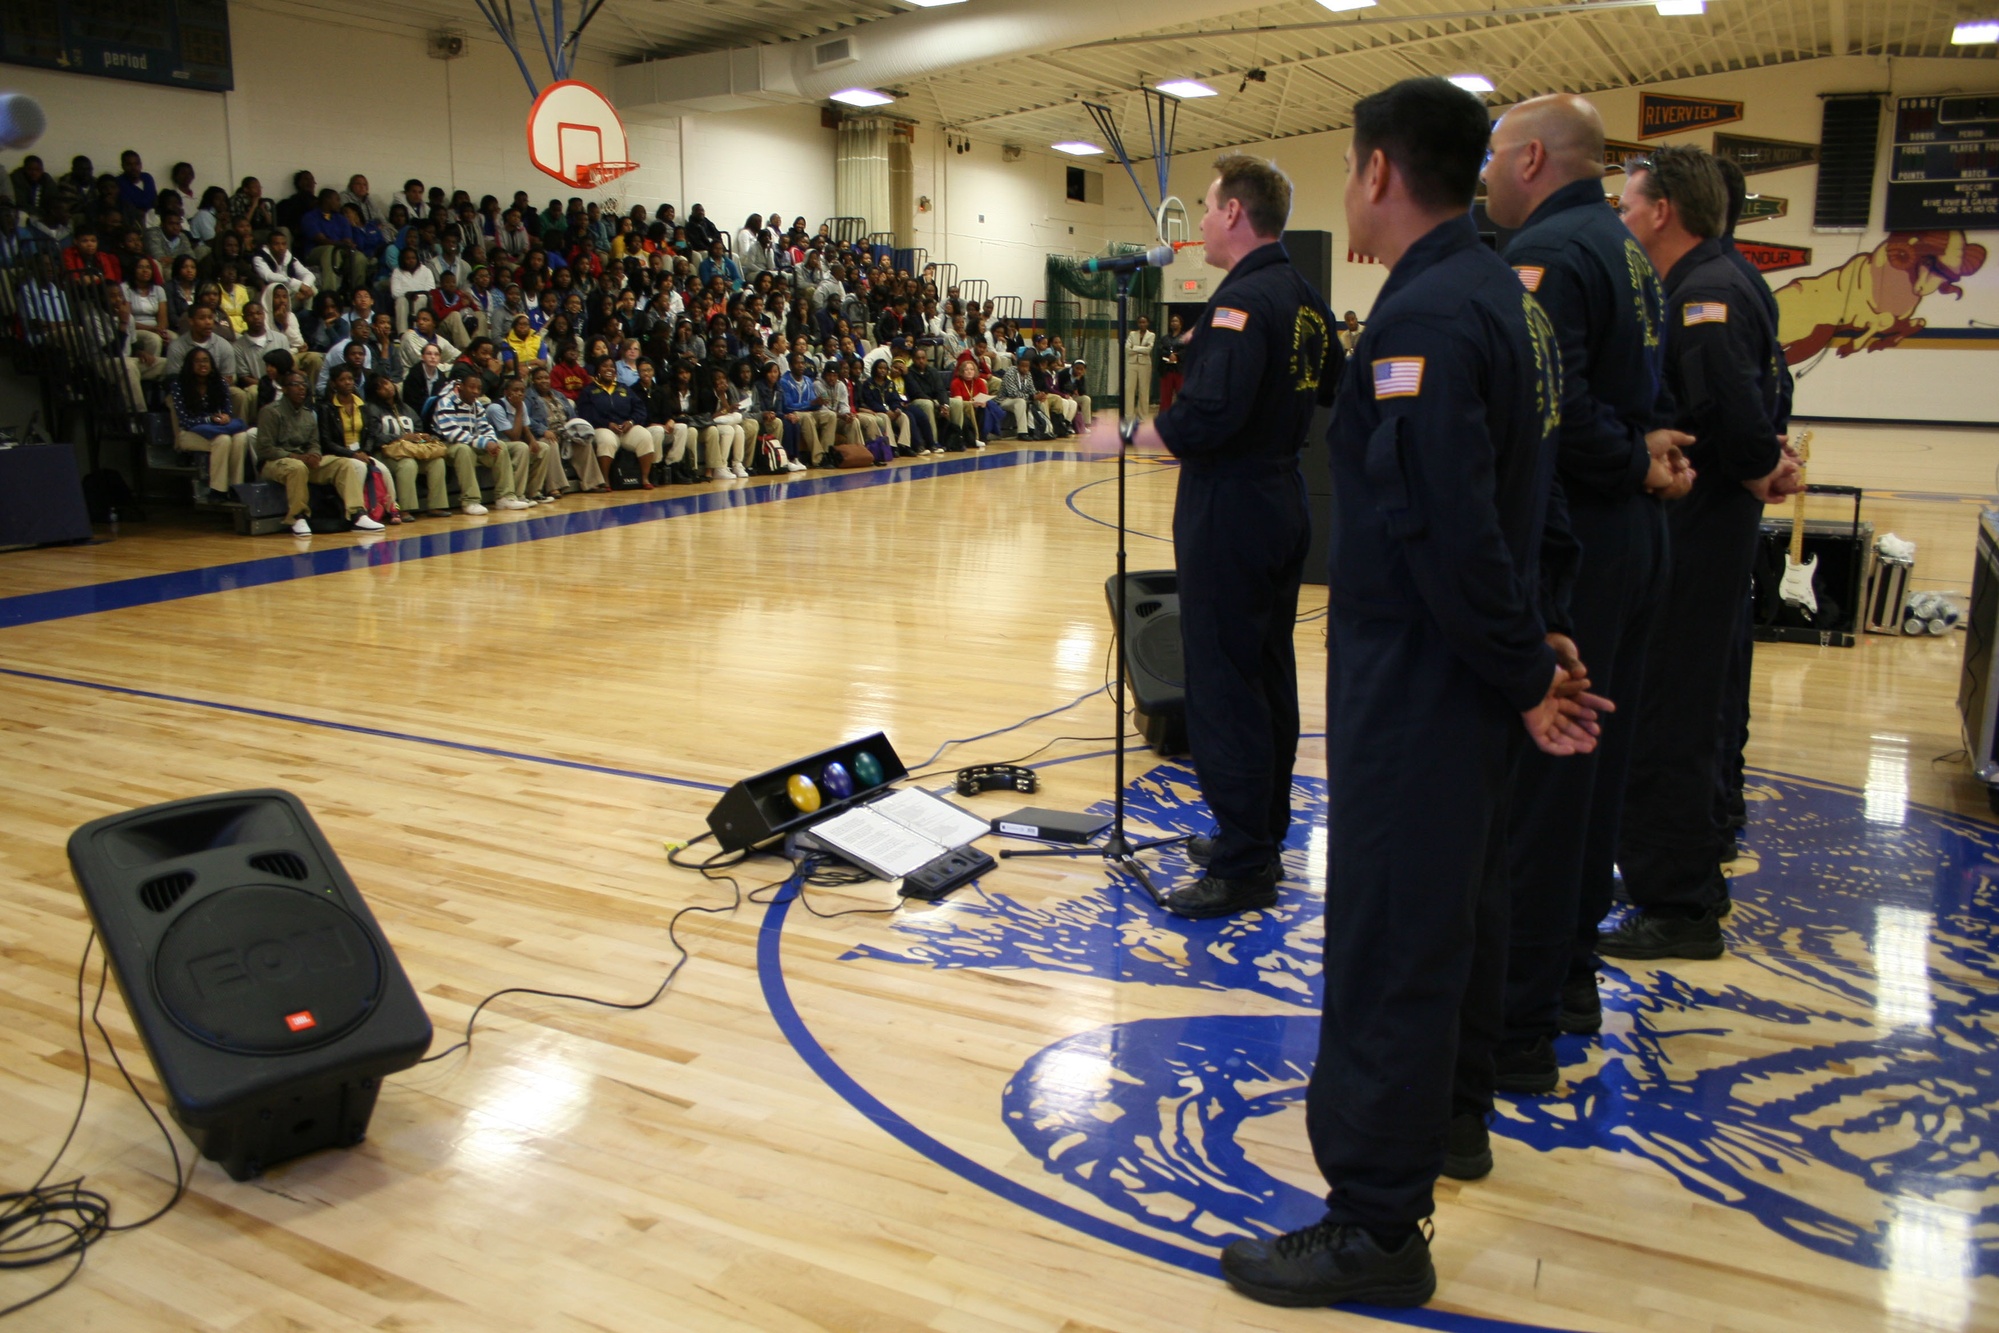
[1084,153,1342,918]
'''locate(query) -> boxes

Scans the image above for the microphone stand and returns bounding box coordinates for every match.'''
[1000,266,1186,906]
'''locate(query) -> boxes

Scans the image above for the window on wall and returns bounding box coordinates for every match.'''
[1815,94,1882,232]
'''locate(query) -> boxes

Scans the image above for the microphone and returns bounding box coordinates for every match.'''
[1080,245,1176,275]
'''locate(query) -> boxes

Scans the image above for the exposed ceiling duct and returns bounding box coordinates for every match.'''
[611,0,1257,117]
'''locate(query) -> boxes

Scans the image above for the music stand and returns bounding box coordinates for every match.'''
[1000,268,1187,906]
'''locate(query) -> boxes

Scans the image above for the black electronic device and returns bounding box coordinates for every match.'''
[992,807,1112,843]
[898,846,997,901]
[955,764,1038,798]
[66,790,433,1181]
[705,732,908,851]
[1106,570,1189,755]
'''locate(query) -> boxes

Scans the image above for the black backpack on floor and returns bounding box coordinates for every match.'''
[608,449,644,490]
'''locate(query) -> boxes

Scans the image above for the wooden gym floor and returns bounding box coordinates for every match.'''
[2,421,1997,1332]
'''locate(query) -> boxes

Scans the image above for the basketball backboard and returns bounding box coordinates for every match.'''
[527,80,635,189]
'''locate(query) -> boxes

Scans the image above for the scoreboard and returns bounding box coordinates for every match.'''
[1887,94,1998,231]
[1,0,232,94]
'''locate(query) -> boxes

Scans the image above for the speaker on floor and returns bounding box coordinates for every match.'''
[67,789,433,1182]
[1106,570,1189,757]
[705,731,909,851]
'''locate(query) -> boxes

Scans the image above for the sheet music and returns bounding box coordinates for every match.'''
[806,790,989,880]
[810,806,944,880]
[870,789,989,850]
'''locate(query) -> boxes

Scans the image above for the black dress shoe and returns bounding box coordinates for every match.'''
[1160,867,1278,919]
[1186,834,1214,866]
[1440,1112,1491,1180]
[1558,972,1601,1035]
[1597,908,1723,960]
[1221,1220,1436,1309]
[1493,1036,1558,1095]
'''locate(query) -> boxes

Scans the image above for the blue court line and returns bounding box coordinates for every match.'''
[0,448,1091,631]
[0,664,728,793]
[755,877,1572,1333]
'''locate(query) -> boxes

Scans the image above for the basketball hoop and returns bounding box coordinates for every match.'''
[576,161,637,189]
[1156,196,1190,247]
[527,80,635,190]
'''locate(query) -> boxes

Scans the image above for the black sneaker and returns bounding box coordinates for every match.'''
[1493,1036,1558,1095]
[1221,1220,1436,1308]
[1558,972,1602,1035]
[1440,1112,1491,1180]
[1597,908,1724,961]
[1160,866,1278,920]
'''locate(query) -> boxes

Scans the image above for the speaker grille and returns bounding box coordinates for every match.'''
[249,851,310,881]
[139,870,194,913]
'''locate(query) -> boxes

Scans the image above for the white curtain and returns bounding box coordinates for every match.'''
[835,119,891,234]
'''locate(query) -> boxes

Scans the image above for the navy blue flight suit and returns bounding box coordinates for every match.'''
[1499,178,1672,1044]
[1714,235,1795,857]
[1313,216,1561,1229]
[1154,241,1341,881]
[1617,238,1783,913]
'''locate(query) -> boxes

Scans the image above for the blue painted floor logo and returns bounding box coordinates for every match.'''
[842,763,1999,1276]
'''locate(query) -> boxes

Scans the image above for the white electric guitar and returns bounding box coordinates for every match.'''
[1777,430,1817,619]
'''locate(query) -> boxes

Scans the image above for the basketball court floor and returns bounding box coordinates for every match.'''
[2,422,1997,1331]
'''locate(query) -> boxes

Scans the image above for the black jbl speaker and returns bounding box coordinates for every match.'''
[1106,571,1188,756]
[67,790,432,1181]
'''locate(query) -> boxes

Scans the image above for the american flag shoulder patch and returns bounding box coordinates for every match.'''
[1211,306,1250,331]
[1514,265,1546,292]
[1372,356,1425,399]
[1683,301,1729,326]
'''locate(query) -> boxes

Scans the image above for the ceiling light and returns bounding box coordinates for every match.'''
[902,0,969,7]
[1655,0,1705,14]
[1157,80,1217,99]
[1315,0,1378,11]
[1052,141,1104,156]
[1953,19,1999,42]
[1448,74,1495,93]
[830,88,896,107]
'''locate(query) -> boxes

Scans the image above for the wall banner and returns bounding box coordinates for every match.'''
[1714,133,1820,175]
[1736,241,1812,273]
[1640,93,1744,139]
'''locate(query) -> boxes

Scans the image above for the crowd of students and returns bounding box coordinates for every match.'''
[1,150,1095,533]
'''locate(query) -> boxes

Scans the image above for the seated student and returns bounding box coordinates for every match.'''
[645,360,701,481]
[994,356,1050,440]
[319,363,403,523]
[253,348,295,415]
[300,188,368,293]
[157,305,253,419]
[1031,349,1078,437]
[747,359,806,472]
[1056,356,1092,427]
[433,367,531,511]
[774,350,835,467]
[548,340,591,399]
[214,262,254,335]
[857,359,915,456]
[430,270,479,348]
[614,337,644,387]
[62,227,121,288]
[168,347,252,500]
[399,308,459,370]
[528,362,603,492]
[389,246,437,334]
[255,371,380,535]
[818,357,863,451]
[692,364,746,480]
[504,313,543,367]
[900,345,951,448]
[252,229,316,304]
[887,352,939,454]
[947,355,992,446]
[485,374,564,503]
[401,341,454,418]
[360,371,462,518]
[576,354,658,487]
